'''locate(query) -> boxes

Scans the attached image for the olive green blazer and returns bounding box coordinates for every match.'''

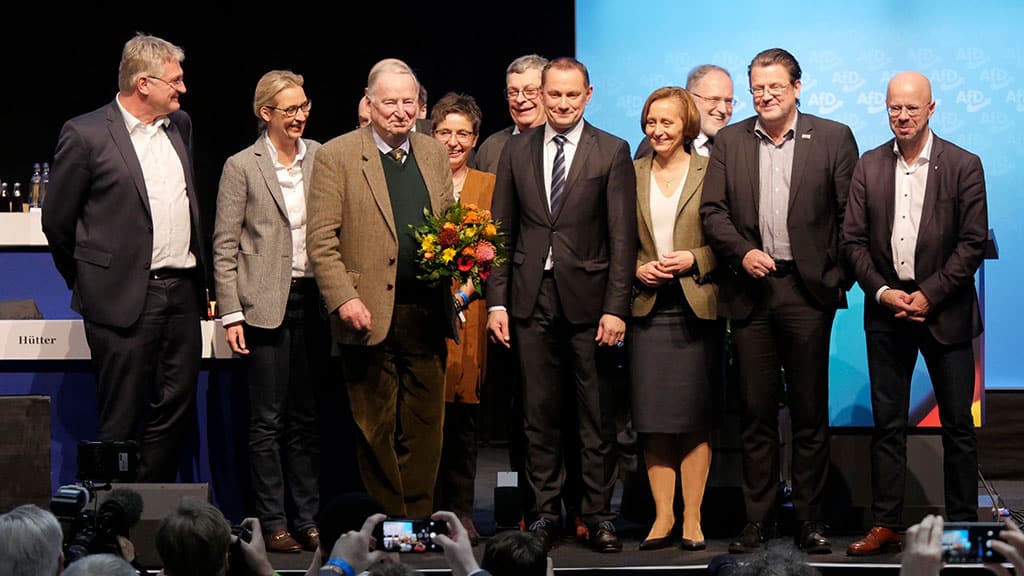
[632,153,718,320]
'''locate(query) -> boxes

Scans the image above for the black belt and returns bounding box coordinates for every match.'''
[149,268,193,280]
[768,259,796,278]
[290,277,315,290]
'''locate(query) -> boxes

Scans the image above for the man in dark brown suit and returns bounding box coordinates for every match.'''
[700,48,859,554]
[843,71,988,556]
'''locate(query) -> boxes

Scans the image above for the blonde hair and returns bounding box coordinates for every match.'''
[253,70,305,130]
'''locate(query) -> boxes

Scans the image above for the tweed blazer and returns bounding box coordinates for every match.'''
[307,126,455,346]
[631,153,718,320]
[212,135,321,329]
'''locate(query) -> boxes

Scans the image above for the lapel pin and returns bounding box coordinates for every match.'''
[801,133,812,139]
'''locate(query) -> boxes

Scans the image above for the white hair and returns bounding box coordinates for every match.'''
[0,504,64,576]
[63,554,137,576]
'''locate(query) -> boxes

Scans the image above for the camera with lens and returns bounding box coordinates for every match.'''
[50,441,143,565]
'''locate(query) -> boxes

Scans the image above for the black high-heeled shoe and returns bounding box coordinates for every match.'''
[639,535,674,551]
[681,537,707,551]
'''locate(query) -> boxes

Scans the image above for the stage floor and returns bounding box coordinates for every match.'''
[265,445,1023,575]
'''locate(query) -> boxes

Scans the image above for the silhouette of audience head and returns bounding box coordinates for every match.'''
[318,491,387,557]
[0,504,64,576]
[62,553,136,576]
[482,530,549,576]
[156,497,231,576]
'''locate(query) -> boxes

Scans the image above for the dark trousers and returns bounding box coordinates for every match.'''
[513,275,618,527]
[83,273,201,482]
[437,402,478,516]
[867,327,978,527]
[343,304,447,517]
[245,283,329,533]
[730,274,834,523]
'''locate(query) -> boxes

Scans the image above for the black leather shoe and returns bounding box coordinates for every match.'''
[590,521,623,553]
[529,518,559,551]
[797,521,832,554]
[681,538,707,551]
[639,535,673,551]
[729,521,767,553]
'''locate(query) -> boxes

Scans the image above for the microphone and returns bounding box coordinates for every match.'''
[99,487,145,537]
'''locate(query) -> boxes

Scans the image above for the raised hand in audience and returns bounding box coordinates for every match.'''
[432,510,481,576]
[985,517,1024,576]
[899,514,944,576]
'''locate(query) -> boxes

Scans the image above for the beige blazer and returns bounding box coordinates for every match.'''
[632,153,718,320]
[307,126,455,345]
[213,136,321,329]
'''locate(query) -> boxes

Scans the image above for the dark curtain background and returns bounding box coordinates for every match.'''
[1,3,575,291]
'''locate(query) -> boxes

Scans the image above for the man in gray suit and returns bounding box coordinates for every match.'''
[307,58,457,517]
[469,54,549,173]
[213,70,328,553]
[42,33,207,482]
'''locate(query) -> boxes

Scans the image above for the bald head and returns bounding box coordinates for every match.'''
[887,71,932,103]
[886,71,935,157]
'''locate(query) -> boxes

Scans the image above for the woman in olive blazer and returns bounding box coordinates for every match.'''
[630,87,721,552]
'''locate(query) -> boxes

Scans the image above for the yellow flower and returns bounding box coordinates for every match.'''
[441,248,457,263]
[421,234,438,252]
[463,226,478,239]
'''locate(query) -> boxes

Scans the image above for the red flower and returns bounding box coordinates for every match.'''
[479,267,491,281]
[457,256,475,272]
[475,240,496,264]
[438,227,459,248]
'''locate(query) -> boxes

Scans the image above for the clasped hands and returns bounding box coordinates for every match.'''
[880,288,931,322]
[636,250,695,287]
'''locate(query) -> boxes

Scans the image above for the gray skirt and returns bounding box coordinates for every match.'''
[629,285,715,434]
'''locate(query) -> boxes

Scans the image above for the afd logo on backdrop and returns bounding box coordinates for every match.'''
[932,69,964,92]
[615,95,645,117]
[980,111,1011,133]
[981,68,1014,91]
[833,71,865,93]
[931,111,963,134]
[856,91,886,114]
[956,89,992,113]
[955,47,990,69]
[1006,89,1024,112]
[858,48,892,71]
[908,48,941,70]
[807,92,843,115]
[807,50,843,71]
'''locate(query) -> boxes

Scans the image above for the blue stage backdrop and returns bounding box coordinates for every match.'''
[576,0,1022,425]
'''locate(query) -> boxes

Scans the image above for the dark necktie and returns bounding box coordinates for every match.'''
[388,148,406,163]
[550,134,567,214]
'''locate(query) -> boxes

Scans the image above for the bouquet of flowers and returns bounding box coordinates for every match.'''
[410,202,507,291]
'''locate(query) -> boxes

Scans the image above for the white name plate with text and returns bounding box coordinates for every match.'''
[1,319,232,360]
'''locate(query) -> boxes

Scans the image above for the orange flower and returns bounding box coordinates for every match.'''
[463,211,481,224]
[461,246,476,256]
[483,223,497,236]
[442,222,457,231]
[424,251,435,260]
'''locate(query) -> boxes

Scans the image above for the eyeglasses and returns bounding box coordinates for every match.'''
[690,92,738,108]
[887,104,925,118]
[748,84,790,97]
[505,86,540,100]
[434,129,476,143]
[146,76,185,91]
[266,100,312,118]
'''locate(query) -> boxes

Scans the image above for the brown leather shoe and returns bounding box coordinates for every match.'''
[265,529,302,553]
[295,527,320,552]
[847,526,901,556]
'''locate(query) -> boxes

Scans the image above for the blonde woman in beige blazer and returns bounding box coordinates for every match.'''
[630,87,721,552]
[213,70,328,552]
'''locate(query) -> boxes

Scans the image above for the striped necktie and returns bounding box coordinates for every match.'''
[550,134,567,214]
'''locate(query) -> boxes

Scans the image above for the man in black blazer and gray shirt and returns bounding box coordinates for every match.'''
[43,33,207,482]
[700,48,858,554]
